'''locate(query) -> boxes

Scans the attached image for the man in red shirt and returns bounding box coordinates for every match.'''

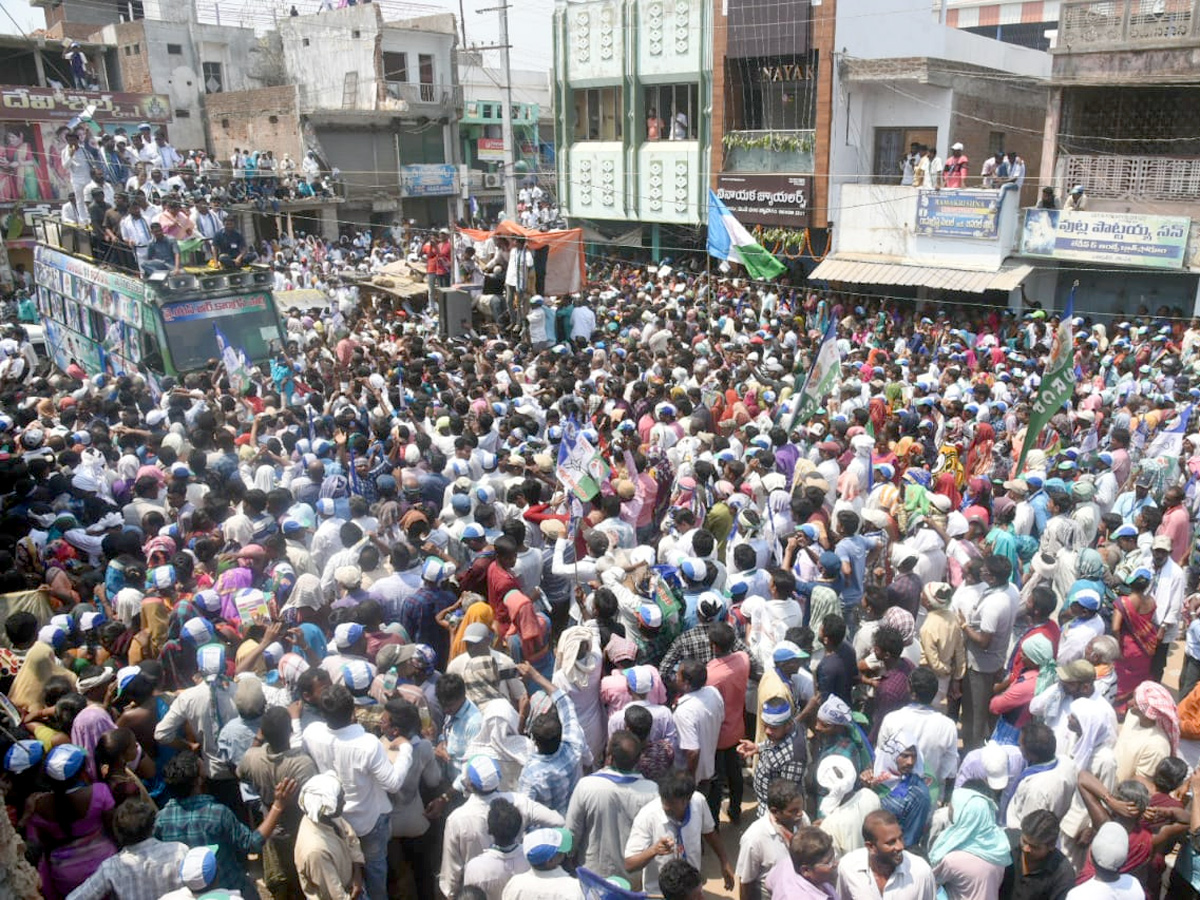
[422,227,453,304]
[706,621,751,825]
[485,535,521,633]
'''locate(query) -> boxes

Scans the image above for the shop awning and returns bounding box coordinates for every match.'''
[809,256,1033,293]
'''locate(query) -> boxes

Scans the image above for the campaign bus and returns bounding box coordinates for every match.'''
[30,216,285,377]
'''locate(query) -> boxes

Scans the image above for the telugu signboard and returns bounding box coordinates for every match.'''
[401,163,458,198]
[715,173,810,228]
[161,294,270,324]
[0,87,171,123]
[916,190,1001,240]
[1020,209,1191,270]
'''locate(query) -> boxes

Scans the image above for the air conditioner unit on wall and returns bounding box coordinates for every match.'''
[483,173,501,189]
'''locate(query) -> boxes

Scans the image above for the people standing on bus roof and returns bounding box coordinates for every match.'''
[61,130,93,220]
[119,200,154,268]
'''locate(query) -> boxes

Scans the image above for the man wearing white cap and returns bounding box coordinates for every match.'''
[1064,821,1141,900]
[501,826,583,900]
[439,754,565,898]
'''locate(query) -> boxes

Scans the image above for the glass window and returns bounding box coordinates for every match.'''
[159,294,282,372]
[643,84,698,141]
[572,87,623,141]
[383,52,408,83]
[202,61,223,94]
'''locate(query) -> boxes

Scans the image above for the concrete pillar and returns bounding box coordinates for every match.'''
[651,222,661,262]
[1191,276,1200,318]
[320,205,338,241]
[1039,88,1061,196]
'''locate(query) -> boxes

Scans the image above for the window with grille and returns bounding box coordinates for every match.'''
[202,61,223,94]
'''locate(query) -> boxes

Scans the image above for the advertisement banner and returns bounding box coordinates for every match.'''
[477,138,505,161]
[401,163,458,197]
[714,173,809,228]
[916,190,1001,239]
[0,87,171,124]
[1020,208,1191,270]
[161,294,269,324]
[34,245,144,328]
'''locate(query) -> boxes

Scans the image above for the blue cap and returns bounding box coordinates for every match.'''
[45,744,86,782]
[1072,589,1101,611]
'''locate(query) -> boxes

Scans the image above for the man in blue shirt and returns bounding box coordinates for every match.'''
[833,509,878,636]
[213,216,258,269]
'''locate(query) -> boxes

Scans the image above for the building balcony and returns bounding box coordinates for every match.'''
[1061,153,1200,201]
[382,81,463,116]
[722,129,815,174]
[1059,0,1200,50]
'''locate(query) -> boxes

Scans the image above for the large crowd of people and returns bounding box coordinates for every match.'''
[0,247,1199,900]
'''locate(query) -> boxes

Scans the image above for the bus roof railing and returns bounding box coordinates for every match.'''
[34,214,273,301]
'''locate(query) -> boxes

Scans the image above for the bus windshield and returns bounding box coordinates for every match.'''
[159,292,281,372]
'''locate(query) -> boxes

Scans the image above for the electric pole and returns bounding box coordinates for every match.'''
[497,3,518,219]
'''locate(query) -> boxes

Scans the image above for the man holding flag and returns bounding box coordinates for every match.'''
[1015,282,1078,473]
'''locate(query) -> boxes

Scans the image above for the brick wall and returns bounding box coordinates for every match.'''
[112,22,153,94]
[950,79,1047,207]
[710,0,727,188]
[206,86,304,165]
[811,0,836,228]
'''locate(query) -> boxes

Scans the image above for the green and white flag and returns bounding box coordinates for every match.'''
[1016,282,1077,473]
[706,189,786,282]
[779,320,841,432]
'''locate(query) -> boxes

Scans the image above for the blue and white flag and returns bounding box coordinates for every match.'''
[214,325,252,395]
[707,190,786,281]
[1147,404,1193,459]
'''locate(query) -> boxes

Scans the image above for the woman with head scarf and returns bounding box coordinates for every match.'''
[1116,681,1179,783]
[460,698,532,789]
[26,743,119,899]
[928,786,1011,898]
[866,730,932,848]
[1112,567,1159,714]
[813,695,873,777]
[988,633,1056,746]
[447,599,494,661]
[965,424,996,481]
[552,625,603,767]
[1059,696,1120,870]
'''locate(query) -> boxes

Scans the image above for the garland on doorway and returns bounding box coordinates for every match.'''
[752,226,830,261]
[721,132,814,154]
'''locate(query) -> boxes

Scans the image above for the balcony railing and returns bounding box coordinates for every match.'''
[722,129,816,174]
[1062,153,1200,201]
[1059,0,1200,49]
[383,81,463,110]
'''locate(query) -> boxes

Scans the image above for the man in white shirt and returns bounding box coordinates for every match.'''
[439,755,564,898]
[565,730,658,886]
[1065,821,1144,900]
[1005,723,1078,829]
[462,797,530,900]
[61,130,94,216]
[527,295,551,350]
[118,203,155,266]
[501,827,584,900]
[673,659,724,786]
[736,779,806,900]
[625,771,735,894]
[875,668,959,804]
[835,809,936,900]
[570,296,597,343]
[301,684,413,900]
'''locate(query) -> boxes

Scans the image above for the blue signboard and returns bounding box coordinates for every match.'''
[915,190,1001,239]
[401,164,458,198]
[1020,209,1190,270]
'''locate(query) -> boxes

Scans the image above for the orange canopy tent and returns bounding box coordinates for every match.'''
[460,220,586,297]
